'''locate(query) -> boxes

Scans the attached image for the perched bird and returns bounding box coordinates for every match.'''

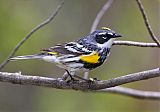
[11,27,122,80]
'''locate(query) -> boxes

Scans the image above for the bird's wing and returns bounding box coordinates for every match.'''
[41,42,92,56]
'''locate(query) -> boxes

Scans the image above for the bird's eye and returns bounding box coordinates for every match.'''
[95,35,110,44]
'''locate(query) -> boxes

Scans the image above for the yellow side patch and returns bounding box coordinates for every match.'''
[80,52,100,63]
[48,52,58,55]
[101,27,111,30]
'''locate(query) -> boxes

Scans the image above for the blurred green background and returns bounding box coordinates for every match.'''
[0,0,159,112]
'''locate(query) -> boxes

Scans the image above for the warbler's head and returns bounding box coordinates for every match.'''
[91,27,122,48]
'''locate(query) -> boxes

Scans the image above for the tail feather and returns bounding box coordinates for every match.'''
[10,54,43,60]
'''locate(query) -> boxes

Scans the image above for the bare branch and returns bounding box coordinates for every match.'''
[136,0,160,46]
[0,68,159,92]
[0,0,64,70]
[113,40,160,47]
[90,0,114,33]
[97,86,160,100]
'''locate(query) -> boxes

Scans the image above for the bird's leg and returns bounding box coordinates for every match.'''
[65,70,76,81]
[65,70,96,82]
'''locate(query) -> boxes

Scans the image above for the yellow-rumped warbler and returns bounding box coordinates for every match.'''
[11,27,122,80]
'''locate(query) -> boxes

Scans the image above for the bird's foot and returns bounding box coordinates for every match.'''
[87,77,99,83]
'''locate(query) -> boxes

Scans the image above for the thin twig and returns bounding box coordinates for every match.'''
[136,0,160,46]
[113,40,159,47]
[97,86,160,100]
[0,68,159,91]
[90,0,114,33]
[0,0,64,70]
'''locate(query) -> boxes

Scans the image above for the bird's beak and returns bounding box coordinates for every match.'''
[115,33,122,38]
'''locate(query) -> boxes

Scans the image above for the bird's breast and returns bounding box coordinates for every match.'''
[79,48,110,70]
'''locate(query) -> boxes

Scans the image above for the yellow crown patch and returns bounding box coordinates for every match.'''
[101,27,111,30]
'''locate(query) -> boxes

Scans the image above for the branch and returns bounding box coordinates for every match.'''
[136,0,160,46]
[113,40,160,47]
[97,86,160,100]
[90,0,114,33]
[0,68,159,99]
[0,0,64,70]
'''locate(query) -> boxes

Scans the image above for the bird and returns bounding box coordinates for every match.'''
[11,27,122,81]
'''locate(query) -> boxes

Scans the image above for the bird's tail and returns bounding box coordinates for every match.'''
[10,54,43,60]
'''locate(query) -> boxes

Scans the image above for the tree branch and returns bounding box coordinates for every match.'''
[113,40,159,47]
[0,68,159,100]
[136,0,160,46]
[0,0,64,70]
[90,0,114,33]
[96,86,160,100]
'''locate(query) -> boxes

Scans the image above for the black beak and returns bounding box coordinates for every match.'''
[114,33,122,38]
